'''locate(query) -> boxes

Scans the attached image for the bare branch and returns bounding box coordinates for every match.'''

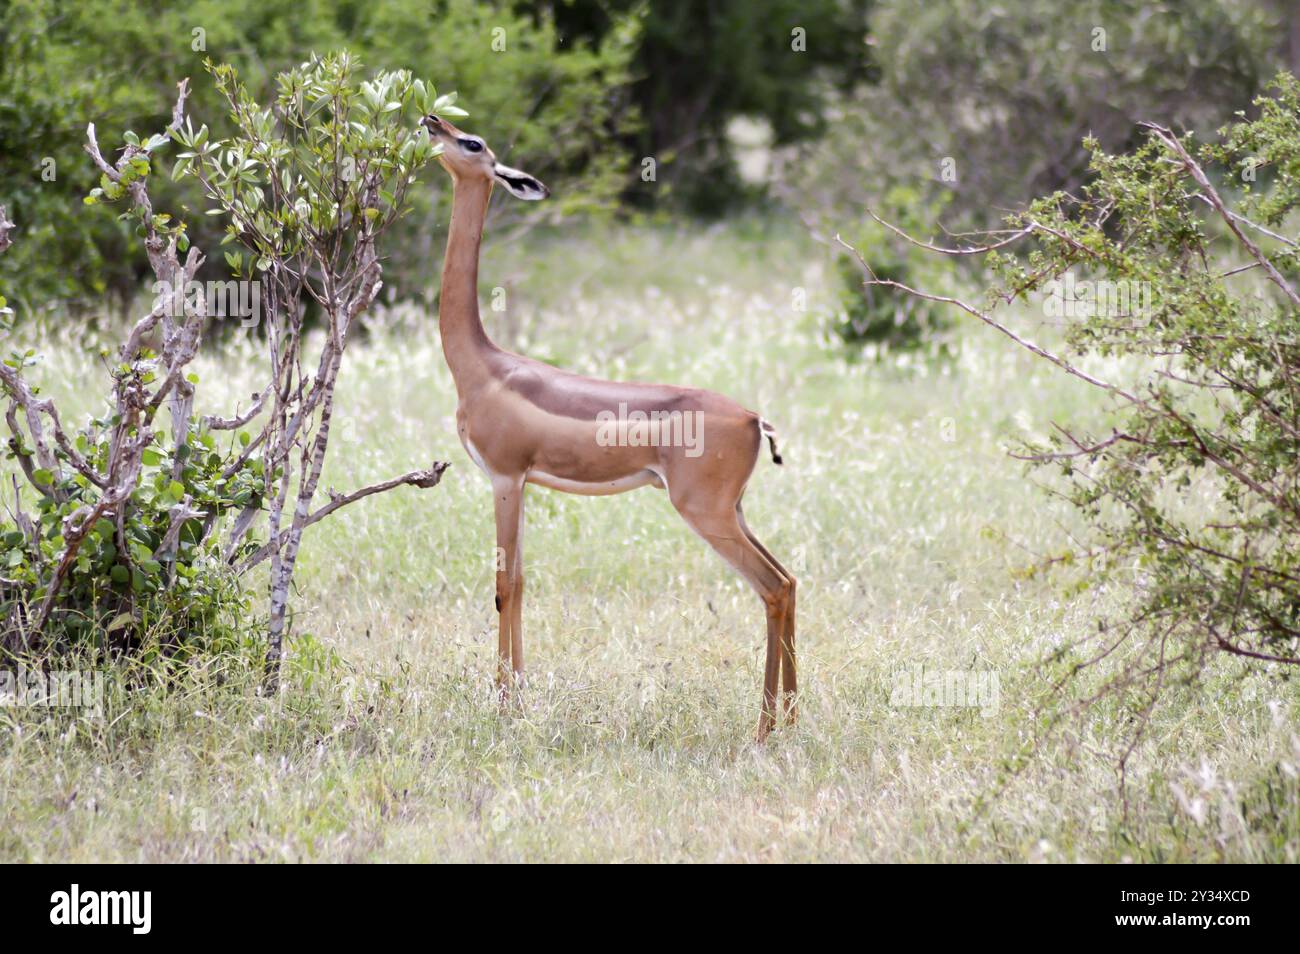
[203,388,270,430]
[1009,428,1152,462]
[241,462,449,569]
[154,496,206,568]
[83,125,120,180]
[1189,193,1299,250]
[1213,634,1300,665]
[833,232,1139,403]
[1218,262,1263,279]
[866,207,1035,256]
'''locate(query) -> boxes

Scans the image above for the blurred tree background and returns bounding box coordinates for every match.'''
[779,0,1296,350]
[1,0,1295,318]
[0,0,640,313]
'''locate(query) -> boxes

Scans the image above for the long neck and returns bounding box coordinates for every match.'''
[438,176,497,386]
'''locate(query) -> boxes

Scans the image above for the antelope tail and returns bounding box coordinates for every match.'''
[759,418,783,466]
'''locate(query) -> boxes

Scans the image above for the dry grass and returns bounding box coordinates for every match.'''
[2,219,1297,862]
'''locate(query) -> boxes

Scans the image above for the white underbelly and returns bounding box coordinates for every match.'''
[525,467,664,496]
[463,426,665,497]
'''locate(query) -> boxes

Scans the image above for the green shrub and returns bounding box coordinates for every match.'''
[0,407,259,657]
[852,73,1300,749]
[1,53,451,670]
[834,258,954,356]
[833,187,955,356]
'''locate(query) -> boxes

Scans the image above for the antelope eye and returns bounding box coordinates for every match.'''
[461,139,483,153]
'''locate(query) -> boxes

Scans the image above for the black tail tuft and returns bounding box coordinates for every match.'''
[760,419,783,466]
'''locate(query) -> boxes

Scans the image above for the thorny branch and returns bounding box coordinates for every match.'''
[833,229,1138,402]
[837,115,1300,763]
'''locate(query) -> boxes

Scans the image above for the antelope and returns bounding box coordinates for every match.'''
[422,114,796,740]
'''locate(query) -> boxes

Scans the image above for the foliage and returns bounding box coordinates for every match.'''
[784,0,1290,352]
[355,0,639,227]
[0,408,257,657]
[833,187,955,355]
[175,53,442,282]
[0,76,257,658]
[0,56,449,666]
[856,73,1300,742]
[0,0,637,314]
[881,0,1282,208]
[800,0,1286,226]
[175,52,452,672]
[553,0,874,215]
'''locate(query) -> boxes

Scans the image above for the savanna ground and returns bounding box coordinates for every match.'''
[2,218,1298,862]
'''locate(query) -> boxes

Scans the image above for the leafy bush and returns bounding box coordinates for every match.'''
[834,259,952,355]
[832,187,955,355]
[783,0,1289,284]
[0,407,257,657]
[1,55,450,671]
[178,53,452,673]
[863,0,1283,217]
[851,73,1300,747]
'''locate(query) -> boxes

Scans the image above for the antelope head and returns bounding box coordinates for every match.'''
[421,114,549,200]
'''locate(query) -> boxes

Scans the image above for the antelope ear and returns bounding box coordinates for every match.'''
[493,163,549,201]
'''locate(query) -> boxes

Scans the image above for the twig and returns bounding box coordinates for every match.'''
[241,462,449,570]
[1140,122,1300,307]
[833,232,1138,402]
[203,388,270,430]
[866,207,1035,255]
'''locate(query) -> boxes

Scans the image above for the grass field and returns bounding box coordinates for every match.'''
[2,218,1298,862]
